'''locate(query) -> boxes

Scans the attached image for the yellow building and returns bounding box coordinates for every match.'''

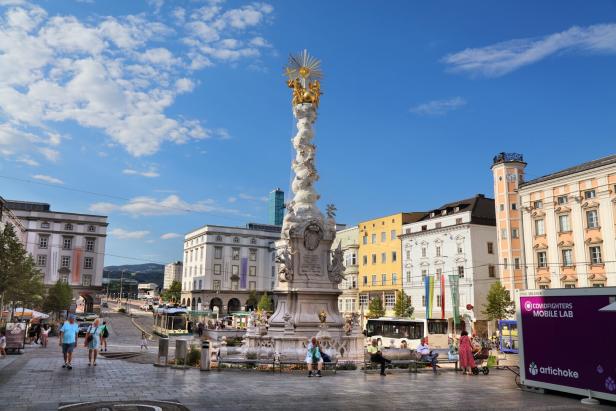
[358,212,425,315]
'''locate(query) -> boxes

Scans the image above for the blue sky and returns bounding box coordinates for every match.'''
[1,0,615,266]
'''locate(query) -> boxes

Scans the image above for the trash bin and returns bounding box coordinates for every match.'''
[175,339,188,366]
[201,340,210,371]
[156,337,169,367]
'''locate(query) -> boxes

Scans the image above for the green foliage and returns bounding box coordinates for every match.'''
[186,346,201,367]
[118,307,126,314]
[245,290,258,309]
[257,293,273,312]
[367,296,385,319]
[246,352,258,360]
[393,290,414,318]
[482,281,515,321]
[337,362,357,370]
[0,223,45,309]
[42,280,73,319]
[162,281,182,303]
[224,337,243,347]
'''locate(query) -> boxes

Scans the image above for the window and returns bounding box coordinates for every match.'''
[457,245,463,254]
[384,293,395,308]
[499,204,504,211]
[391,251,397,262]
[84,238,95,252]
[359,295,368,307]
[84,257,93,269]
[435,222,442,229]
[584,189,596,199]
[362,255,367,265]
[60,273,69,283]
[421,270,427,282]
[487,242,494,254]
[436,268,442,278]
[506,173,517,182]
[392,273,398,285]
[232,248,240,260]
[557,195,568,205]
[213,280,221,290]
[216,235,223,242]
[232,265,239,276]
[535,219,545,236]
[511,203,517,210]
[562,249,573,267]
[511,228,519,239]
[381,273,387,285]
[233,237,240,243]
[406,271,411,284]
[436,294,441,307]
[249,281,256,290]
[457,266,464,278]
[362,236,367,245]
[586,210,599,228]
[406,250,411,259]
[564,283,576,289]
[371,275,377,286]
[371,234,376,244]
[593,283,605,288]
[488,265,496,278]
[371,254,376,264]
[504,258,508,269]
[390,230,396,240]
[539,285,549,290]
[37,255,47,266]
[514,258,520,269]
[456,218,463,224]
[87,225,96,233]
[421,225,427,231]
[363,276,368,286]
[198,280,203,289]
[64,223,73,231]
[61,256,71,268]
[82,275,92,287]
[590,246,602,264]
[421,247,427,257]
[41,221,50,229]
[63,237,72,249]
[501,229,507,239]
[537,252,547,268]
[381,232,386,242]
[381,252,386,263]
[436,246,441,257]
[249,248,257,261]
[422,296,426,307]
[39,236,48,249]
[559,215,570,232]
[249,266,256,276]
[250,238,257,245]
[533,200,543,209]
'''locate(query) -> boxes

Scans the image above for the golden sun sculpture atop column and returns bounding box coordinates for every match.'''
[284,49,323,108]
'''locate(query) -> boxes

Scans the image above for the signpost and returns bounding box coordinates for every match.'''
[5,322,26,353]
[517,288,616,403]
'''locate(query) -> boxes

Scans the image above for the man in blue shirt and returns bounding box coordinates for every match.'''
[59,314,79,370]
[416,338,439,373]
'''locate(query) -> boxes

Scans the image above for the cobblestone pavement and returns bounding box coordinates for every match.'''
[0,313,613,411]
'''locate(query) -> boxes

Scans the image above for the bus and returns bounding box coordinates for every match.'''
[152,306,189,337]
[365,318,449,349]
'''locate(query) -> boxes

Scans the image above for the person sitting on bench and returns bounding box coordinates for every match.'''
[368,339,391,376]
[416,338,439,373]
[306,337,322,377]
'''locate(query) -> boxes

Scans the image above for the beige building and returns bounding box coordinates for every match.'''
[163,261,183,290]
[334,226,359,316]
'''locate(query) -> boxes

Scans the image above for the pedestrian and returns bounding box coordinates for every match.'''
[85,318,102,366]
[197,322,204,338]
[305,337,322,377]
[41,324,50,348]
[458,330,476,375]
[140,332,149,351]
[367,339,391,376]
[0,331,6,358]
[100,321,109,352]
[59,314,79,370]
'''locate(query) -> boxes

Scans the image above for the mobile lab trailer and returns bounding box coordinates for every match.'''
[516,287,616,403]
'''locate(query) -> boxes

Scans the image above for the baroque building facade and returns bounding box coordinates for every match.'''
[334,226,359,316]
[180,223,280,313]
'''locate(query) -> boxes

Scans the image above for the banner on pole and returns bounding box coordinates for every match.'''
[441,274,445,320]
[424,275,430,319]
[449,274,460,329]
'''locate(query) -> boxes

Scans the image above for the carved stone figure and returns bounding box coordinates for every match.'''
[327,242,345,284]
[275,244,295,282]
[304,223,321,251]
[326,204,337,219]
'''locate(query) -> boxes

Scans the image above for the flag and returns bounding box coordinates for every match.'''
[240,257,248,289]
[441,274,445,320]
[449,274,460,329]
[424,275,430,319]
[426,275,435,319]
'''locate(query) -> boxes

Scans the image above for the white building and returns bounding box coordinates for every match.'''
[163,261,183,290]
[5,200,108,312]
[334,226,359,316]
[138,283,159,299]
[0,196,26,243]
[400,194,498,334]
[181,223,280,313]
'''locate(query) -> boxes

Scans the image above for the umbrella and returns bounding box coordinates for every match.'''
[13,308,50,319]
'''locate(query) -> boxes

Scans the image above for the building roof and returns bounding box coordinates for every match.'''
[5,200,107,219]
[418,194,495,226]
[519,154,616,188]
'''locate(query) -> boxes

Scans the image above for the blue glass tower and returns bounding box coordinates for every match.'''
[268,188,285,226]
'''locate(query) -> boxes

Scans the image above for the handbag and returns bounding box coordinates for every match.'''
[85,326,96,344]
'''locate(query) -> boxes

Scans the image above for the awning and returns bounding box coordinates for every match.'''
[599,302,616,312]
[12,308,50,319]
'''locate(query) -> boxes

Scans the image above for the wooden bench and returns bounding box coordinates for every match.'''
[410,349,458,373]
[363,348,458,373]
[217,356,275,371]
[274,357,339,374]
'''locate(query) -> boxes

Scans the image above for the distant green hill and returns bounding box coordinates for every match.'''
[103,263,164,287]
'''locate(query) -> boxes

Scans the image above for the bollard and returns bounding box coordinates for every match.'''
[155,337,169,367]
[175,339,188,367]
[200,340,211,371]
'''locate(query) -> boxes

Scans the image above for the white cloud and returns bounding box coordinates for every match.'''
[238,193,268,202]
[227,196,237,203]
[89,194,244,216]
[32,174,63,184]
[160,232,181,240]
[443,23,616,77]
[122,168,160,178]
[16,156,39,166]
[109,228,150,239]
[0,2,274,160]
[410,97,467,116]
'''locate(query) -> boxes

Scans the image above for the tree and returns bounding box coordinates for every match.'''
[367,296,385,319]
[162,280,182,303]
[393,290,414,318]
[245,290,258,310]
[483,281,515,321]
[257,293,273,312]
[43,280,72,319]
[0,223,45,313]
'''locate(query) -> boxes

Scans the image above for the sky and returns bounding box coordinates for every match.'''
[1,0,616,266]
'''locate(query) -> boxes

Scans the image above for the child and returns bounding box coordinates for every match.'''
[0,331,6,358]
[140,332,148,351]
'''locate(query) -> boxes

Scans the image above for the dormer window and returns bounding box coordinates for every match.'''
[233,237,240,243]
[64,223,73,231]
[430,212,435,218]
[216,235,223,242]
[454,207,459,212]
[441,210,447,216]
[533,200,543,209]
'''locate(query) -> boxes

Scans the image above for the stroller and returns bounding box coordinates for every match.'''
[471,347,491,375]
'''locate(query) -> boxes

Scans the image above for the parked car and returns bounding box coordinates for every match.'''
[78,322,92,337]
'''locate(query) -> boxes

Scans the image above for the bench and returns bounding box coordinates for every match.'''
[363,348,458,373]
[410,349,458,373]
[217,356,275,371]
[274,357,339,374]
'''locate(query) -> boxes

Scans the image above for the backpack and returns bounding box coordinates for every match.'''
[102,326,109,338]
